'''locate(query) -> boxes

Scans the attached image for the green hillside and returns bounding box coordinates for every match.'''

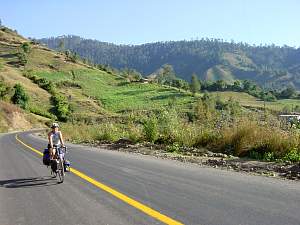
[0,26,194,128]
[39,35,300,89]
[210,91,300,111]
[2,26,300,162]
[1,26,300,125]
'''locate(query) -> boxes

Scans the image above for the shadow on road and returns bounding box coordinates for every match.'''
[0,176,58,188]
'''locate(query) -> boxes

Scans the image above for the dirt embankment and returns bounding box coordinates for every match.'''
[0,101,46,132]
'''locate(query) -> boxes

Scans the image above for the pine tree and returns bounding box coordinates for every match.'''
[190,73,200,95]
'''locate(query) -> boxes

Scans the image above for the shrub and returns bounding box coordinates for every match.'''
[23,72,56,94]
[51,94,71,121]
[61,123,124,143]
[21,42,31,53]
[17,52,27,65]
[283,148,300,162]
[194,128,220,148]
[126,123,143,143]
[36,78,56,94]
[218,118,298,157]
[96,123,121,142]
[143,115,159,143]
[56,80,82,89]
[11,84,29,109]
[157,109,179,143]
[166,143,181,153]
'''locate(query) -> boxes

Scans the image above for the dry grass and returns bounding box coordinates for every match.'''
[0,65,52,112]
[26,47,86,72]
[0,101,46,132]
[215,118,299,157]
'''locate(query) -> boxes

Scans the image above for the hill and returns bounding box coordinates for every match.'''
[38,35,300,89]
[2,25,300,162]
[0,26,194,131]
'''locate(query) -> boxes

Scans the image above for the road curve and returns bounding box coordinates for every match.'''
[0,131,300,225]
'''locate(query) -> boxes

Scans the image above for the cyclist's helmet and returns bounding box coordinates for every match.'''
[51,122,59,128]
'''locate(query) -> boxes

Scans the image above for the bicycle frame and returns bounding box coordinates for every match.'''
[50,145,67,183]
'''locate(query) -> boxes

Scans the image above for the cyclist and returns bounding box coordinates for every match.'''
[48,122,65,160]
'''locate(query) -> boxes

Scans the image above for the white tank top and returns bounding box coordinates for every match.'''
[51,131,61,145]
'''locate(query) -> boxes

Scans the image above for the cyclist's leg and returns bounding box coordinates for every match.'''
[49,148,56,160]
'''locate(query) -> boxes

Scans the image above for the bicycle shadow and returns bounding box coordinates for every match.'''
[0,176,59,188]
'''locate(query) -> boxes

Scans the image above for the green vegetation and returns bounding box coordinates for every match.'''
[51,93,71,121]
[143,115,159,143]
[11,84,29,109]
[23,71,56,94]
[61,96,300,162]
[190,73,200,95]
[65,50,79,63]
[23,71,71,121]
[0,80,11,100]
[28,105,56,119]
[1,25,300,163]
[202,79,278,101]
[16,52,27,66]
[29,70,194,113]
[21,42,31,53]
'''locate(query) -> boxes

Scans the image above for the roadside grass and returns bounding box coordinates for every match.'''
[61,98,300,163]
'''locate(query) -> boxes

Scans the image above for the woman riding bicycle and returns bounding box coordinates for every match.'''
[48,122,65,160]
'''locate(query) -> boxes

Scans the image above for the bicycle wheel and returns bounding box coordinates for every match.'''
[57,158,65,183]
[50,160,57,178]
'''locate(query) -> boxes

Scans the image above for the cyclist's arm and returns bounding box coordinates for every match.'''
[59,131,65,147]
[48,132,53,148]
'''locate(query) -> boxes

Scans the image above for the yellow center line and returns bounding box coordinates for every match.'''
[15,134,184,225]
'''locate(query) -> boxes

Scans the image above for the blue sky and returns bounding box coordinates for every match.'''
[1,0,300,46]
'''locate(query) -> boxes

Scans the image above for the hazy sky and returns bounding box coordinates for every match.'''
[1,0,300,46]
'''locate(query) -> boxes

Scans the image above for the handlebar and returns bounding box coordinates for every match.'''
[53,145,68,154]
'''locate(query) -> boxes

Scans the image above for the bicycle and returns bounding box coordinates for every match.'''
[50,145,68,183]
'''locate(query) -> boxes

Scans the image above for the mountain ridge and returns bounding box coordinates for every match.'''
[38,35,300,89]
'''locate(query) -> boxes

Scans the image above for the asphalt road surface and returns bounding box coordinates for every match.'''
[0,131,299,225]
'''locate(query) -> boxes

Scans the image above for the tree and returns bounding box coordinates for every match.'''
[172,79,189,90]
[242,80,252,92]
[190,73,200,95]
[58,40,65,51]
[17,52,27,66]
[11,84,29,109]
[280,86,296,99]
[21,42,31,53]
[156,64,176,85]
[232,80,242,91]
[121,68,142,82]
[214,80,227,91]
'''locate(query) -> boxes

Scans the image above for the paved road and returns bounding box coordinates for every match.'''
[0,131,299,225]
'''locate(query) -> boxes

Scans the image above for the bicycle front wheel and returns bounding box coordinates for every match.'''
[57,158,65,183]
